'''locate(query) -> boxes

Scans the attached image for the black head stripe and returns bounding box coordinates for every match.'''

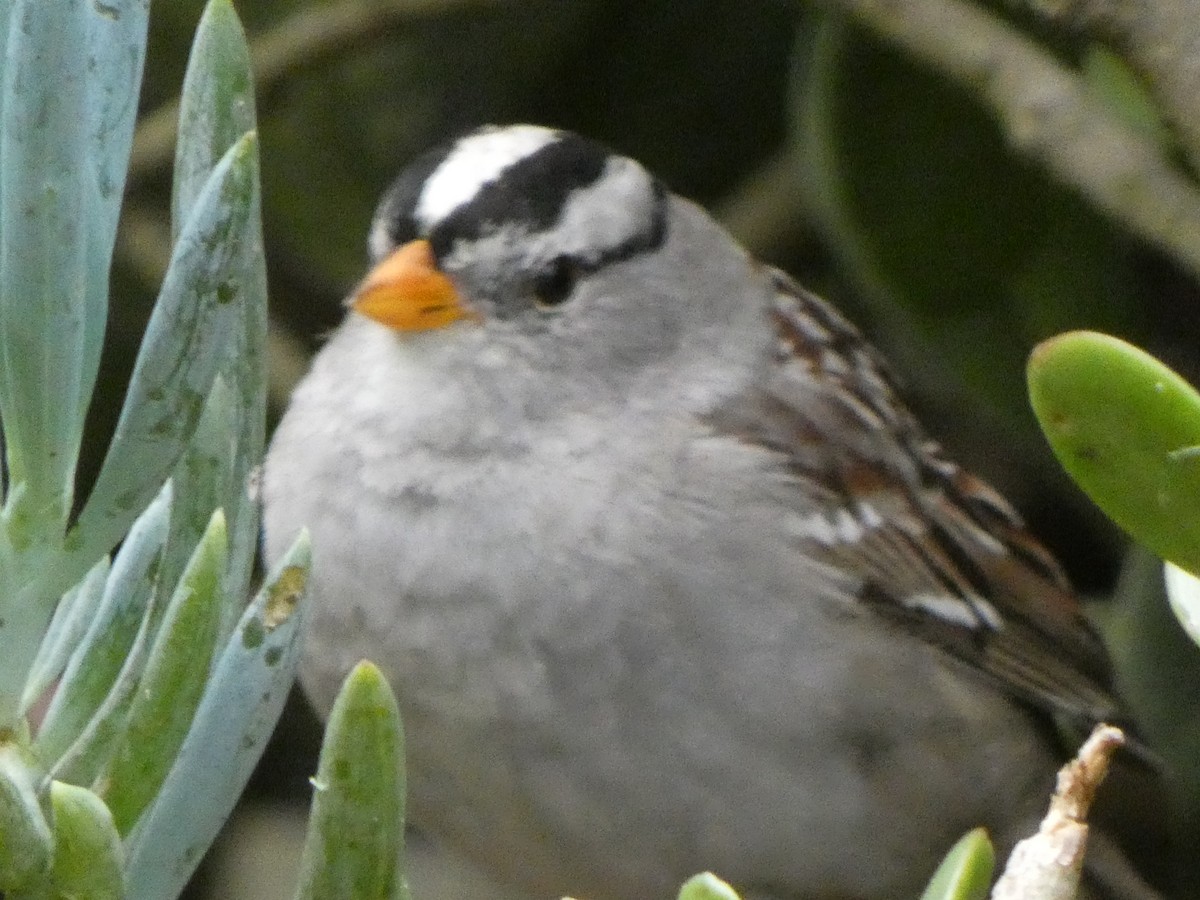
[374,128,667,272]
[429,134,610,251]
[373,138,458,253]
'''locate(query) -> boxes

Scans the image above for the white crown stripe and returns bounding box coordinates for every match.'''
[416,125,560,229]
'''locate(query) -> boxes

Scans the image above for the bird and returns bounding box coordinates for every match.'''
[263,124,1160,899]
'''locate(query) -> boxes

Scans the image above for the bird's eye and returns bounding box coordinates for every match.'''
[533,257,578,309]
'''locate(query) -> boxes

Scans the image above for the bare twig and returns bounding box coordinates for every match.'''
[1012,0,1200,172]
[821,0,1200,282]
[990,724,1123,900]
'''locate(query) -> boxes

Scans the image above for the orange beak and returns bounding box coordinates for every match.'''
[350,239,472,331]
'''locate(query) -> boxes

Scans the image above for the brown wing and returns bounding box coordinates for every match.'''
[709,268,1124,727]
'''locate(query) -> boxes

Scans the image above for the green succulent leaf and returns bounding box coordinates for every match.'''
[65,131,257,589]
[47,780,124,900]
[295,660,409,900]
[920,828,995,900]
[1027,331,1200,576]
[100,510,227,835]
[0,742,53,891]
[159,376,237,626]
[123,532,310,900]
[677,872,743,900]
[36,482,171,765]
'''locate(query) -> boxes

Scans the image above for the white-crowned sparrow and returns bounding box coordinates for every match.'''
[263,125,1160,899]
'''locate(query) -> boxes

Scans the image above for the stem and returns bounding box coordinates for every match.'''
[822,0,1200,281]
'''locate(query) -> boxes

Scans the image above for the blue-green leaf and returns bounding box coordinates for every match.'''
[173,0,257,235]
[46,559,164,788]
[0,3,12,92]
[0,0,92,522]
[173,0,267,624]
[1105,550,1200,826]
[123,532,310,900]
[20,555,110,717]
[221,135,267,638]
[79,0,150,428]
[65,132,257,586]
[36,482,170,764]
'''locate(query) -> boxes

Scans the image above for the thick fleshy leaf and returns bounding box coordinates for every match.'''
[0,0,165,729]
[1027,331,1200,576]
[36,482,171,763]
[123,532,310,900]
[677,873,742,900]
[64,132,256,588]
[0,586,58,724]
[79,0,150,427]
[173,0,257,235]
[294,660,409,900]
[20,555,110,717]
[46,563,164,789]
[0,571,60,724]
[919,828,994,900]
[0,0,91,518]
[48,780,123,900]
[159,376,236,625]
[0,3,11,91]
[173,0,267,627]
[221,139,267,635]
[100,510,227,835]
[0,743,52,890]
